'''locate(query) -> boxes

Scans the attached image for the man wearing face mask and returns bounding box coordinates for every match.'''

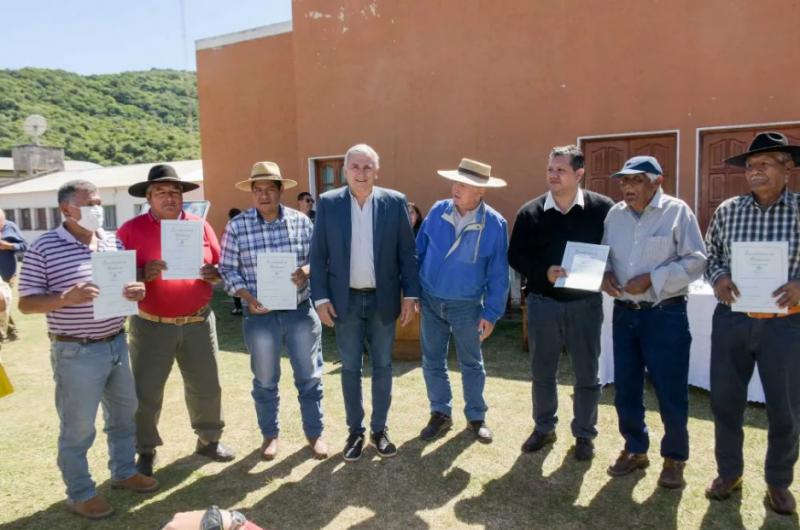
[18,180,157,520]
[117,165,235,476]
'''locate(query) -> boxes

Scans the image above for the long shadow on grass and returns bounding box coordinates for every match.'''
[126,448,312,526]
[246,431,475,529]
[0,455,207,530]
[455,446,592,529]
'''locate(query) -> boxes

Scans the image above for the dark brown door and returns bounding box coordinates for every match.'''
[581,134,678,203]
[315,158,346,195]
[699,125,800,231]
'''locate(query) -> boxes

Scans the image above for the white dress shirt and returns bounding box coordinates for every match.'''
[349,191,376,289]
[543,188,585,214]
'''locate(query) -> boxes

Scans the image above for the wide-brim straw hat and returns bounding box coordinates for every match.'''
[437,158,507,188]
[724,131,800,168]
[128,164,200,198]
[235,161,298,191]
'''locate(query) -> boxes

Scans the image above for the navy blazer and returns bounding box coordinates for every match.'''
[310,185,420,323]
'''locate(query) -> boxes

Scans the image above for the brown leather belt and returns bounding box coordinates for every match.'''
[138,304,210,325]
[50,329,124,345]
[614,296,686,311]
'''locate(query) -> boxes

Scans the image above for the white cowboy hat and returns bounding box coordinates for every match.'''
[437,158,507,188]
[235,161,298,191]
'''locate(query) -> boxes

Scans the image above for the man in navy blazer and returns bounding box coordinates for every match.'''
[310,143,420,462]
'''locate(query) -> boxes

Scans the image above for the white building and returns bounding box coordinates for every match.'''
[0,160,204,242]
[0,156,101,182]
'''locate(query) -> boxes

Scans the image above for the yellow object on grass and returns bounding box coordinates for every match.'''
[0,359,13,398]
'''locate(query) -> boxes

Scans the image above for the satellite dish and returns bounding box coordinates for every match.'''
[23,114,48,145]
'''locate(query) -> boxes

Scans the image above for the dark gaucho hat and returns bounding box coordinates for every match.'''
[724,131,800,168]
[128,164,200,198]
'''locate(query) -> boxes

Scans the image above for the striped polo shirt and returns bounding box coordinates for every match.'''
[19,226,126,338]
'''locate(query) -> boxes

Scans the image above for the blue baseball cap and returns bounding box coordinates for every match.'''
[610,155,663,179]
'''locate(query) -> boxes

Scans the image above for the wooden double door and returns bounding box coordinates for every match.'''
[581,134,678,204]
[698,125,800,230]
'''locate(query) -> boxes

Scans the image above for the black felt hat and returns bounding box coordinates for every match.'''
[128,164,200,198]
[724,132,800,168]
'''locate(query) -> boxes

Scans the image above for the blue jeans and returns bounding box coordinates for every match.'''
[244,300,324,439]
[612,301,691,461]
[420,290,487,421]
[334,289,396,435]
[49,332,138,503]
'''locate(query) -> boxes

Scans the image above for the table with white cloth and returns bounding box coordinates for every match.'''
[598,280,766,403]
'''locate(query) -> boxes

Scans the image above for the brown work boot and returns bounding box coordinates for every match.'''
[657,458,686,489]
[111,473,159,493]
[308,436,329,460]
[260,437,279,461]
[766,486,797,515]
[705,476,743,500]
[67,495,114,520]
[607,450,649,477]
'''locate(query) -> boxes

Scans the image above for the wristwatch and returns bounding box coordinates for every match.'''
[200,506,248,530]
[229,510,247,530]
[200,506,223,530]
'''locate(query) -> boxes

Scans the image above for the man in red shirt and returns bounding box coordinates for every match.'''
[117,165,235,476]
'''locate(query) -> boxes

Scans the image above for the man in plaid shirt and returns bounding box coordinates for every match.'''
[704,132,800,515]
[219,161,326,461]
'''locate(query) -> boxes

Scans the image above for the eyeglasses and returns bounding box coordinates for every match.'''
[304,198,315,204]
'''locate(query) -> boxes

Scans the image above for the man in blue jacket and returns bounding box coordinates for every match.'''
[0,208,28,342]
[310,143,420,461]
[416,158,509,443]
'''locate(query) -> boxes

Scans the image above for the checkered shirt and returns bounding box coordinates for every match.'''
[705,188,800,288]
[219,206,313,304]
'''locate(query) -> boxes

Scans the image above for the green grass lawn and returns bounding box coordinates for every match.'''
[0,291,797,529]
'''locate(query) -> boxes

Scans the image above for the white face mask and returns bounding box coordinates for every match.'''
[77,205,104,232]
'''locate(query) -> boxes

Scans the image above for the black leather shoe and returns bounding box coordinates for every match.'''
[370,430,397,458]
[343,432,365,462]
[574,437,595,461]
[467,420,493,444]
[195,440,236,462]
[420,412,453,441]
[136,451,156,477]
[521,430,557,453]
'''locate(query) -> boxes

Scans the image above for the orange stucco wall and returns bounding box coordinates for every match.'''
[198,0,800,234]
[197,31,299,234]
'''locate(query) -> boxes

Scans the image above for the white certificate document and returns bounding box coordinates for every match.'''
[731,241,788,314]
[91,250,138,320]
[257,252,298,310]
[554,242,610,292]
[161,220,203,280]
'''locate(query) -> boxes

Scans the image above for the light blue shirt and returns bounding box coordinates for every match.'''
[602,188,707,303]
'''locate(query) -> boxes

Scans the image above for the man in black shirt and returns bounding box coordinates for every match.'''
[509,144,614,461]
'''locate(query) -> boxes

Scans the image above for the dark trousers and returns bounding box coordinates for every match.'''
[527,293,603,439]
[129,311,225,452]
[710,304,800,488]
[612,301,691,461]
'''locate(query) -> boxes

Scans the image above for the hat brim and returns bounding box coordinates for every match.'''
[724,145,800,168]
[610,168,662,179]
[235,175,298,191]
[437,170,507,188]
[128,179,199,198]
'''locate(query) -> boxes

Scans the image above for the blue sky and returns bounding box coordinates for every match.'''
[0,0,292,74]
